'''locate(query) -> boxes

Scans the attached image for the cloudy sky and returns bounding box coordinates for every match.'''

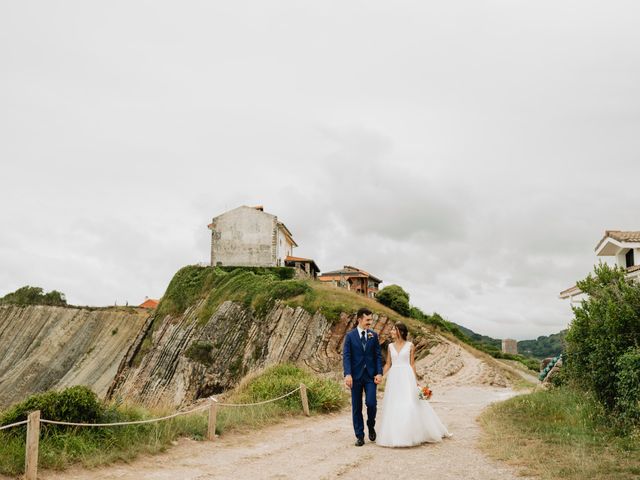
[2,1,639,339]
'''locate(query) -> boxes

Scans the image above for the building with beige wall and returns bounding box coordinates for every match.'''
[208,206,297,267]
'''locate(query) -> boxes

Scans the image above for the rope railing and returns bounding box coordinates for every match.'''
[214,385,302,407]
[4,383,311,480]
[0,419,28,431]
[40,403,210,427]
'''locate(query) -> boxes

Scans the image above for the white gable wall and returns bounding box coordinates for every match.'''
[210,206,277,267]
[275,226,295,266]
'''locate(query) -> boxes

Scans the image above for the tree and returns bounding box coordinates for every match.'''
[0,286,67,306]
[565,263,640,417]
[375,284,411,316]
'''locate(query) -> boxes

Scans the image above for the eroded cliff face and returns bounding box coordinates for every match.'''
[108,301,439,408]
[0,305,150,409]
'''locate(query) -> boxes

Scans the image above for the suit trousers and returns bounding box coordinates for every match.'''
[351,371,377,439]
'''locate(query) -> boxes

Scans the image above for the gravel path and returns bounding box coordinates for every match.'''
[40,339,534,480]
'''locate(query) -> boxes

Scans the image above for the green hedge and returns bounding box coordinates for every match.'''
[566,263,640,425]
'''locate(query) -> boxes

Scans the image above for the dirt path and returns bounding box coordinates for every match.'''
[41,339,534,480]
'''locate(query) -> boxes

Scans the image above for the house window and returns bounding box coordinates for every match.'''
[626,249,635,268]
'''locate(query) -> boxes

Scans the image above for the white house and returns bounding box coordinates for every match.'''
[207,206,298,268]
[560,230,640,303]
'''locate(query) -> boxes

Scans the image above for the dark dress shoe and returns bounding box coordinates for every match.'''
[368,427,376,442]
[355,437,365,447]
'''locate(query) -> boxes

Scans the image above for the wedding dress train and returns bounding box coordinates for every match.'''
[376,342,451,447]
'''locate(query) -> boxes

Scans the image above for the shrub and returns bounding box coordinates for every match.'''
[233,363,347,413]
[0,286,67,306]
[565,263,640,415]
[375,285,411,316]
[615,348,640,424]
[185,341,214,365]
[0,386,101,428]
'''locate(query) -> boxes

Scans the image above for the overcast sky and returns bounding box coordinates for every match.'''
[2,1,639,339]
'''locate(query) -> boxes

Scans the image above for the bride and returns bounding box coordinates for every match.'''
[376,322,451,447]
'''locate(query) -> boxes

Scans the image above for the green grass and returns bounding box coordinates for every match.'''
[0,365,346,476]
[214,363,347,434]
[152,265,309,326]
[479,387,640,480]
[0,404,207,476]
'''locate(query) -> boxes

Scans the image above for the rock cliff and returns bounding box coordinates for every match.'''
[108,300,438,408]
[0,305,149,409]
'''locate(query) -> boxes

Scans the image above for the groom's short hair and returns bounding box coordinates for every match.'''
[356,307,372,318]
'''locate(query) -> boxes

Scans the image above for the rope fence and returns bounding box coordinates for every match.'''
[214,385,302,407]
[40,403,210,427]
[0,420,28,431]
[0,383,310,480]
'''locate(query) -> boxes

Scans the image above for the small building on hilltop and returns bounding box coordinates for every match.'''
[139,298,159,309]
[207,206,319,277]
[560,230,640,303]
[318,265,382,298]
[285,255,321,280]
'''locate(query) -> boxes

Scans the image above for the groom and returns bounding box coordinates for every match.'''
[343,307,383,446]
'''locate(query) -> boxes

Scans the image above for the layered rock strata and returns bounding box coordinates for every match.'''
[0,305,149,409]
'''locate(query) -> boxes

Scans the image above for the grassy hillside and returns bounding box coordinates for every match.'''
[150,265,540,373]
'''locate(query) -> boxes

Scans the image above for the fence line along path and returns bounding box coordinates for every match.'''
[0,383,310,480]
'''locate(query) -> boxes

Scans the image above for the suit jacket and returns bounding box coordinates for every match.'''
[343,328,384,381]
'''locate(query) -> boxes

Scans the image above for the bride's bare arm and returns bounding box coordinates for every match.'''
[410,344,418,382]
[383,348,392,375]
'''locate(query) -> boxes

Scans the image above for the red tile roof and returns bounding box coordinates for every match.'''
[139,299,159,309]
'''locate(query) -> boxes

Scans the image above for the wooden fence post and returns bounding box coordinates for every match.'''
[25,410,41,480]
[207,400,218,441]
[300,383,310,416]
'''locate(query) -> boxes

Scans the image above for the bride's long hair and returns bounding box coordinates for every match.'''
[395,322,408,340]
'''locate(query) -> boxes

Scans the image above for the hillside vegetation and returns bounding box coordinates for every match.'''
[0,285,67,306]
[371,284,540,371]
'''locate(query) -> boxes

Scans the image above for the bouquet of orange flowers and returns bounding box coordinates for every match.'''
[418,385,432,400]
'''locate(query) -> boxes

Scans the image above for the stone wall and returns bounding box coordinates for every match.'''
[210,206,276,267]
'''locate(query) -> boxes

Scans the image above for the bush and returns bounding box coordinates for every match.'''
[0,386,101,428]
[565,263,640,417]
[217,266,295,280]
[233,363,347,413]
[185,341,214,365]
[375,285,411,316]
[0,286,67,306]
[615,348,640,424]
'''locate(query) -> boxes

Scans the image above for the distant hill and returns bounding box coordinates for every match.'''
[452,323,565,360]
[454,323,501,350]
[517,331,566,359]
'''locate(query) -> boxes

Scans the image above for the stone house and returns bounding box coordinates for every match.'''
[284,256,320,280]
[318,265,382,298]
[207,206,320,278]
[560,230,640,303]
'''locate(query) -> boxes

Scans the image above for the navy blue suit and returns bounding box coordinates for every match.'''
[343,328,384,439]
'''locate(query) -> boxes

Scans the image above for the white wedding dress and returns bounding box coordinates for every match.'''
[377,341,451,447]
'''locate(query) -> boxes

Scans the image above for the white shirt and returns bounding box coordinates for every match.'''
[357,326,368,339]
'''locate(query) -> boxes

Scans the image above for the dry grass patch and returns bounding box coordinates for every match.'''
[479,387,640,480]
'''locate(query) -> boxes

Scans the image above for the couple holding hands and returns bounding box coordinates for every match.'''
[343,308,451,447]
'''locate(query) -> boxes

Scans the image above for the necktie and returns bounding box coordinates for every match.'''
[361,331,367,350]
